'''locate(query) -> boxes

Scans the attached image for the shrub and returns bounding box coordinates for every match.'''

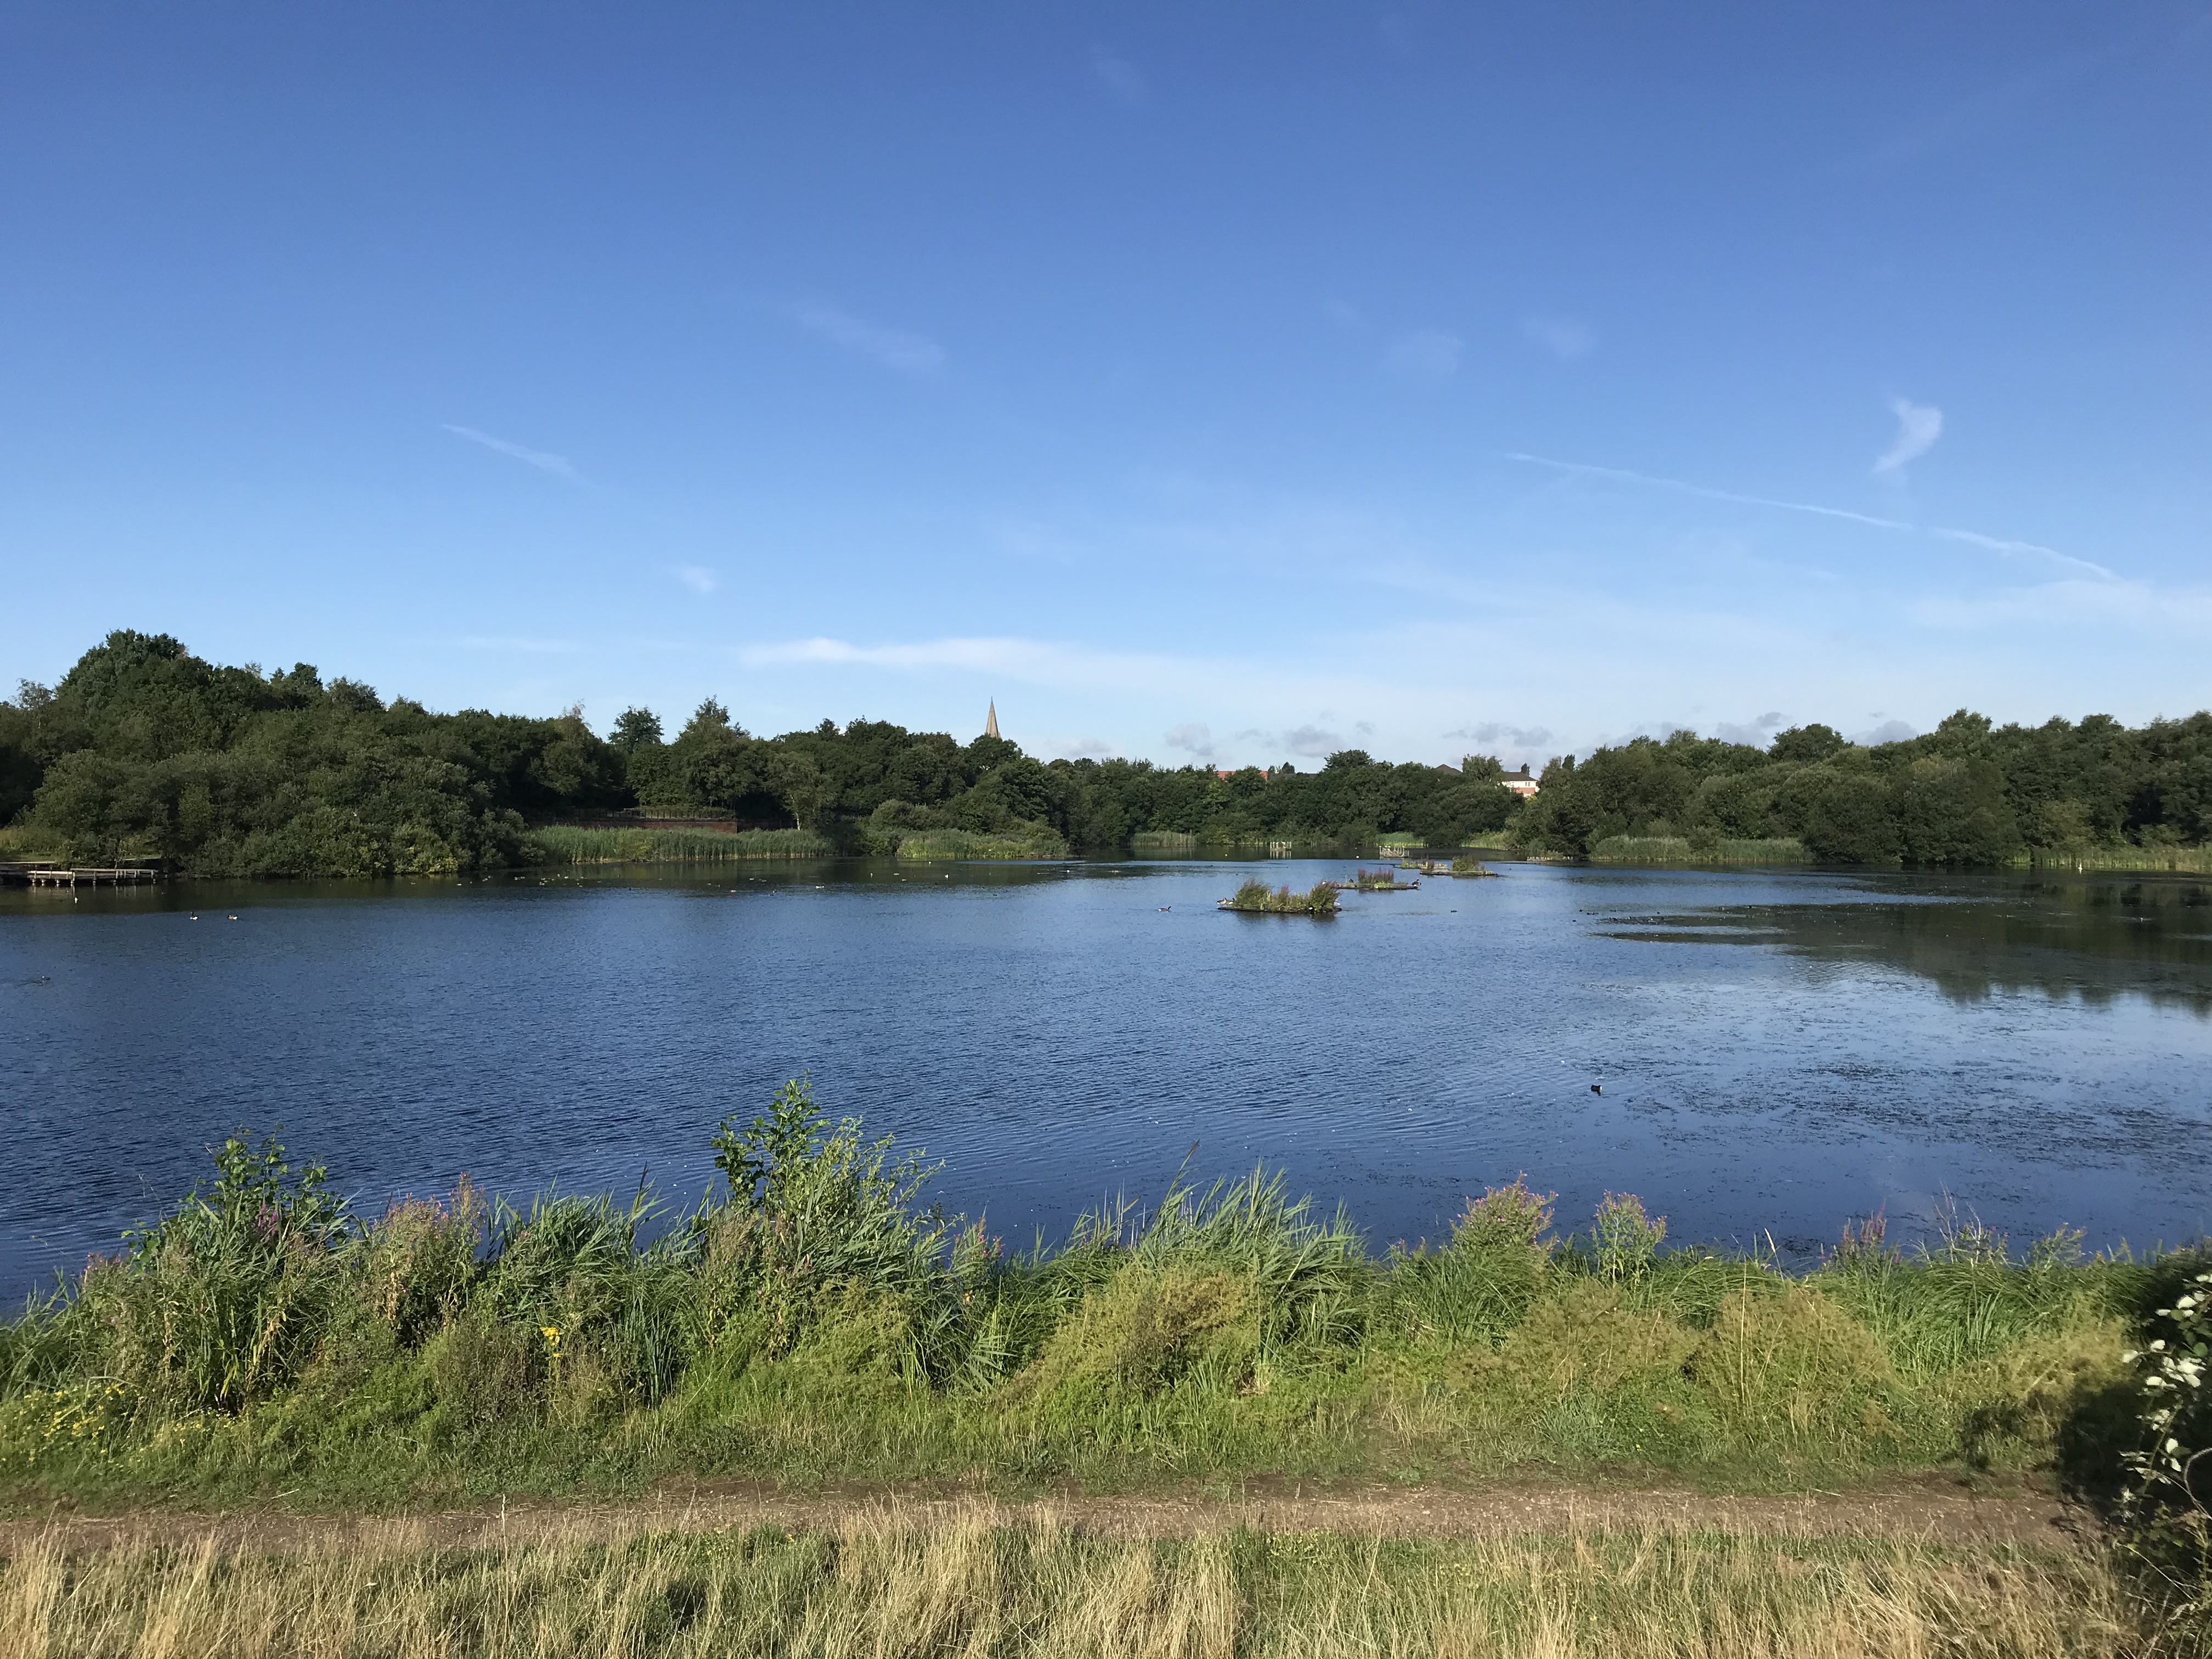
[1593,1193,1667,1282]
[1009,1263,1254,1429]
[1689,1285,1901,1447]
[357,1180,486,1348]
[1383,1179,1556,1347]
[75,1131,354,1414]
[698,1079,955,1374]
[2120,1261,2211,1622]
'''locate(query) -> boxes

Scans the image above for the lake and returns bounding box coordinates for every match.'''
[3,859,2208,1294]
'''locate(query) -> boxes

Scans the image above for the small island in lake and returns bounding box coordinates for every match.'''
[1220,877,1340,915]
[1348,866,1419,891]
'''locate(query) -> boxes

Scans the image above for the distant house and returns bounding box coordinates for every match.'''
[1502,764,1540,799]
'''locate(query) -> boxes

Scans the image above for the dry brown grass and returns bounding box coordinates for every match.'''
[0,1501,2183,1659]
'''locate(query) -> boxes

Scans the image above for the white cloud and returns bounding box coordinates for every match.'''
[1522,316,1596,360]
[674,565,718,595]
[442,424,575,476]
[1854,719,1919,744]
[1282,724,1342,757]
[1445,721,1554,747]
[1090,45,1147,106]
[1873,397,1943,476]
[1164,721,1217,761]
[791,302,946,374]
[1053,736,1123,760]
[1709,711,1786,747]
[1385,329,1463,379]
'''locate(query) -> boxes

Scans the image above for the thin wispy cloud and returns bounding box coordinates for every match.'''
[1386,329,1463,379]
[1511,452,1915,530]
[452,635,577,653]
[442,425,576,477]
[1506,452,2113,579]
[791,302,946,374]
[1838,27,2152,176]
[1522,316,1596,361]
[1928,527,2103,574]
[1873,398,1943,476]
[673,564,718,595]
[1090,45,1147,106]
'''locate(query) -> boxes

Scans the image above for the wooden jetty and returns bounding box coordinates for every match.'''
[14,866,161,887]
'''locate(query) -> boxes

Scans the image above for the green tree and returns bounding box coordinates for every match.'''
[1779,764,1898,863]
[1770,724,1847,764]
[611,707,663,753]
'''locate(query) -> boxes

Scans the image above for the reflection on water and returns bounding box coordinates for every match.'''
[2,860,2207,1295]
[1591,873,2212,1013]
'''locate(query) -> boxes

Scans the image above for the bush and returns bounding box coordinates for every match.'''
[1382,1179,1556,1347]
[77,1131,353,1414]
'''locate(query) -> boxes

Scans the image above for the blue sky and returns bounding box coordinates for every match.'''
[3,4,2206,770]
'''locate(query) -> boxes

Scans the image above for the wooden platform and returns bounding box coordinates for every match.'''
[16,866,161,887]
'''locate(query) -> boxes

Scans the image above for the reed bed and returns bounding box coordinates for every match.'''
[0,1505,2176,1659]
[1589,837,1812,865]
[530,826,832,864]
[889,828,1066,861]
[2022,845,2212,874]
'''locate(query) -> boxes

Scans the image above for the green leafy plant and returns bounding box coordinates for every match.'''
[1593,1192,1667,1282]
[2120,1263,2211,1627]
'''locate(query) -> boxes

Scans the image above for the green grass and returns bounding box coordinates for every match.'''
[0,1089,2195,1520]
[529,826,832,864]
[890,828,1067,861]
[0,825,70,861]
[1590,837,1812,865]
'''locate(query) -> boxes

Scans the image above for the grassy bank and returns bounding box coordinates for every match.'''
[0,1085,2197,1526]
[0,1505,2174,1658]
[529,826,832,864]
[1590,837,1812,866]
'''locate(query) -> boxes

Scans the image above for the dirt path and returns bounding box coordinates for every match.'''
[1,1477,2092,1555]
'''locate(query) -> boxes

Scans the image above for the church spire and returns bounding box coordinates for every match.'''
[984,699,1000,740]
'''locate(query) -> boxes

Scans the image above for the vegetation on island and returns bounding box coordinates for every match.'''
[1222,878,1339,915]
[1348,866,1417,891]
[4,630,2210,874]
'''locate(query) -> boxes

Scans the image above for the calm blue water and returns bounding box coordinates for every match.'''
[3,859,2208,1294]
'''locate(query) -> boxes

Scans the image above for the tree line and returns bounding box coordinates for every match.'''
[1512,713,2212,863]
[2,631,2206,874]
